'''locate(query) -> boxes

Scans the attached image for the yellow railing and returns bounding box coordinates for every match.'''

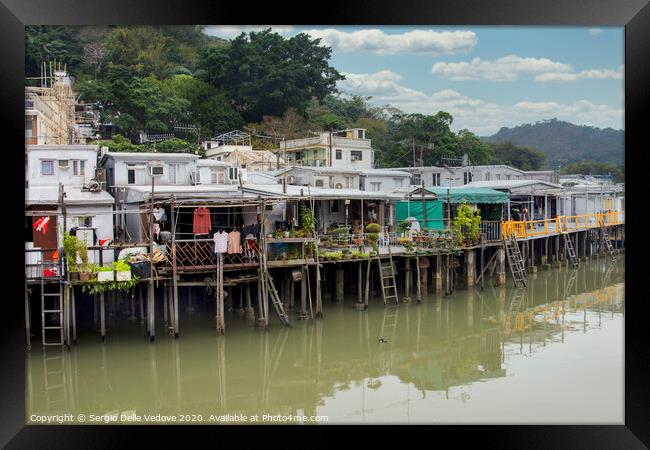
[501,211,624,239]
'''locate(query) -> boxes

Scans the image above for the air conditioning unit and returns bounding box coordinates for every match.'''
[147,161,164,177]
[58,160,70,169]
[335,183,343,189]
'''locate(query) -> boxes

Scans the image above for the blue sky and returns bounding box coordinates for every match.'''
[204,26,624,135]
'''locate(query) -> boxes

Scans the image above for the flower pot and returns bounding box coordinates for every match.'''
[79,272,91,282]
[97,271,114,282]
[116,270,131,281]
[69,271,80,281]
[131,261,150,278]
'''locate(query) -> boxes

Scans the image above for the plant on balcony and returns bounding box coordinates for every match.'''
[398,220,411,237]
[365,223,381,254]
[300,205,316,237]
[289,226,297,238]
[451,202,481,246]
[63,232,79,278]
[274,229,284,239]
[77,240,92,281]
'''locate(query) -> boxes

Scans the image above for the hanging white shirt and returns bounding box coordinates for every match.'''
[213,231,228,253]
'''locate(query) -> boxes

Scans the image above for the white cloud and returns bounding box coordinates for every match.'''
[431,55,572,81]
[337,70,623,134]
[589,28,604,36]
[302,28,477,55]
[536,66,623,82]
[204,26,293,39]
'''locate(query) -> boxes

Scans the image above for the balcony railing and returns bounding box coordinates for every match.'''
[502,211,624,239]
[166,238,259,271]
[479,220,502,242]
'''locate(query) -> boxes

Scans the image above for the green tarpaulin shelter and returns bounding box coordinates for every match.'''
[396,187,507,229]
[424,187,508,204]
[396,200,444,230]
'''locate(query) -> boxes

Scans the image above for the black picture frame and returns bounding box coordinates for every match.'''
[1,0,647,446]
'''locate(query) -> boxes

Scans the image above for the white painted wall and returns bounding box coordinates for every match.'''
[27,145,98,187]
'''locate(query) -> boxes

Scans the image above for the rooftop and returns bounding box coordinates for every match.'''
[26,186,115,206]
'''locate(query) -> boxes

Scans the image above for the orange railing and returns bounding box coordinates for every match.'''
[501,211,624,239]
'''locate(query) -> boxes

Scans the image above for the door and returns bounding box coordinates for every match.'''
[32,215,58,261]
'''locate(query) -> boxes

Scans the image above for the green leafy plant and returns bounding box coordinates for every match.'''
[274,229,284,239]
[300,205,316,237]
[398,220,411,236]
[63,232,79,272]
[76,240,91,273]
[81,276,140,295]
[365,223,381,234]
[451,202,481,245]
[112,259,132,271]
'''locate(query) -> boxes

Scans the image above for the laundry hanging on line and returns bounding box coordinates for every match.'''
[193,207,211,235]
[227,229,242,254]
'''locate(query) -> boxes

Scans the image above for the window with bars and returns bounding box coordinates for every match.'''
[73,160,85,176]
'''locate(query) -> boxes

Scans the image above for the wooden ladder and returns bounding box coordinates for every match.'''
[40,261,64,347]
[562,232,580,268]
[377,247,399,305]
[507,287,527,318]
[42,347,67,409]
[601,227,617,261]
[379,303,399,343]
[563,267,579,301]
[503,234,528,287]
[261,259,290,327]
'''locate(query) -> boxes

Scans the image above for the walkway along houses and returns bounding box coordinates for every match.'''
[25,139,625,348]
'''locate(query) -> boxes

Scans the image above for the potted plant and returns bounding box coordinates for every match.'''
[77,240,92,282]
[63,232,80,280]
[274,229,284,239]
[398,220,411,237]
[96,265,114,282]
[113,259,132,281]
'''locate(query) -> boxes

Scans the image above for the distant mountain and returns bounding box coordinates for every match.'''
[482,119,624,169]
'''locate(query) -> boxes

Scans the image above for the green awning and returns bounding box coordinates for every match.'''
[422,187,508,204]
[396,200,445,230]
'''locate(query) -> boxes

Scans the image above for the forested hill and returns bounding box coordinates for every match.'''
[483,119,624,168]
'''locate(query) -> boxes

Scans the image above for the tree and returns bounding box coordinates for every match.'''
[197,29,344,122]
[490,141,545,170]
[81,41,107,79]
[560,160,624,183]
[25,26,83,77]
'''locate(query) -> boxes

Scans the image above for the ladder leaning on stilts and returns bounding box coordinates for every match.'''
[562,232,580,268]
[503,233,528,288]
[376,246,398,305]
[40,260,64,347]
[260,253,290,327]
[601,227,617,261]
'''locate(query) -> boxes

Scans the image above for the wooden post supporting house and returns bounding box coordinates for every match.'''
[495,247,506,286]
[170,198,179,337]
[244,282,255,320]
[163,282,169,325]
[403,257,412,303]
[100,292,106,342]
[300,267,307,319]
[465,250,476,287]
[356,261,365,310]
[415,255,422,304]
[435,255,443,293]
[335,265,344,303]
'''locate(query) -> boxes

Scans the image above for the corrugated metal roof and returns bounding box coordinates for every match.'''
[25,186,115,206]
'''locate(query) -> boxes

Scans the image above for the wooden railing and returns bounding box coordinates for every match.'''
[502,211,624,239]
[479,220,502,242]
[167,239,259,271]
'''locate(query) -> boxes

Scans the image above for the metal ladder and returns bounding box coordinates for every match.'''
[562,232,579,268]
[42,347,67,410]
[601,227,617,261]
[503,234,528,287]
[40,261,64,347]
[376,247,398,305]
[261,261,290,326]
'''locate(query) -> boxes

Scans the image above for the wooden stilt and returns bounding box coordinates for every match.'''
[71,287,76,344]
[100,292,106,342]
[25,280,31,350]
[416,256,422,304]
[163,282,169,325]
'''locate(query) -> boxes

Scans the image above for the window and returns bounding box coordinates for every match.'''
[228,167,238,181]
[393,178,403,187]
[168,164,179,184]
[211,168,225,184]
[495,174,501,180]
[412,173,421,185]
[350,151,363,161]
[127,164,146,185]
[357,130,364,139]
[505,174,511,180]
[330,200,340,213]
[335,149,342,160]
[77,216,93,227]
[73,160,85,176]
[315,179,324,187]
[207,142,212,149]
[464,172,472,184]
[41,160,54,176]
[485,172,492,181]
[432,173,441,186]
[370,182,382,192]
